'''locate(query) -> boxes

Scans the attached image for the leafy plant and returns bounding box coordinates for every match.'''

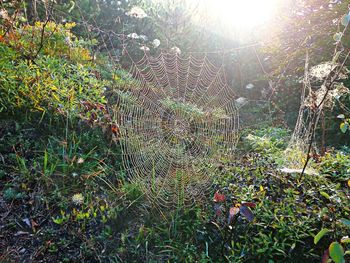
[320,151,350,182]
[0,22,107,115]
[3,187,25,201]
[314,218,350,263]
[244,127,291,155]
[337,114,350,136]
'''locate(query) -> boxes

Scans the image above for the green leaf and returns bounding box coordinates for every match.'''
[340,218,350,227]
[341,13,350,26]
[52,217,63,225]
[68,1,75,13]
[320,191,330,200]
[340,122,348,133]
[333,32,343,42]
[314,228,330,244]
[333,51,342,63]
[329,242,344,263]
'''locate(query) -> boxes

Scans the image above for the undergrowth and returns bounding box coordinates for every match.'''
[1,117,349,262]
[1,19,349,263]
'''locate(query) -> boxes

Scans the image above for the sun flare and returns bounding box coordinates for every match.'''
[203,0,280,30]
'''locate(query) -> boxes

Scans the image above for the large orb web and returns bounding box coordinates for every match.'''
[114,52,239,208]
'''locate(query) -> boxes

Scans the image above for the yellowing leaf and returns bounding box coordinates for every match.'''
[340,122,348,133]
[329,242,344,263]
[112,74,120,81]
[52,93,60,101]
[320,191,330,200]
[341,237,350,244]
[35,106,45,111]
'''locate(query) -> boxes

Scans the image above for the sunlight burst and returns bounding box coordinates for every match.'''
[204,0,279,29]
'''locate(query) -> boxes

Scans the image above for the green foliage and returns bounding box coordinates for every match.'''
[338,114,350,134]
[3,187,25,201]
[329,242,345,263]
[161,97,205,119]
[125,206,208,262]
[209,155,349,262]
[320,151,350,181]
[0,22,107,115]
[121,181,144,201]
[314,228,330,245]
[244,127,290,155]
[1,2,350,262]
[1,21,93,61]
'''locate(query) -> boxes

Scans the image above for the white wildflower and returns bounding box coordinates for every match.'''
[171,46,181,55]
[139,45,150,51]
[127,33,139,39]
[341,236,349,243]
[234,97,248,108]
[245,83,254,90]
[152,39,161,48]
[64,36,72,46]
[72,193,84,205]
[0,9,10,20]
[72,172,78,177]
[126,6,147,19]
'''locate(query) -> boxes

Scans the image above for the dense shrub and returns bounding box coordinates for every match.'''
[0,22,107,115]
[244,127,291,155]
[320,150,350,182]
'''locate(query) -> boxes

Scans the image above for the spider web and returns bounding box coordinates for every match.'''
[112,51,239,208]
[288,50,350,169]
[47,0,349,203]
[34,0,280,208]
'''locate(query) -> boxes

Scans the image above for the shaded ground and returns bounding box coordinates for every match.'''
[1,118,349,262]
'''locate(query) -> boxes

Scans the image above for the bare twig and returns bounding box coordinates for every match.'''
[301,49,350,176]
[31,2,54,61]
[299,15,350,177]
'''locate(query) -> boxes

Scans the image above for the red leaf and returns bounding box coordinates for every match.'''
[240,205,254,222]
[213,191,225,202]
[322,249,330,263]
[111,125,120,135]
[228,207,240,224]
[241,202,256,208]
